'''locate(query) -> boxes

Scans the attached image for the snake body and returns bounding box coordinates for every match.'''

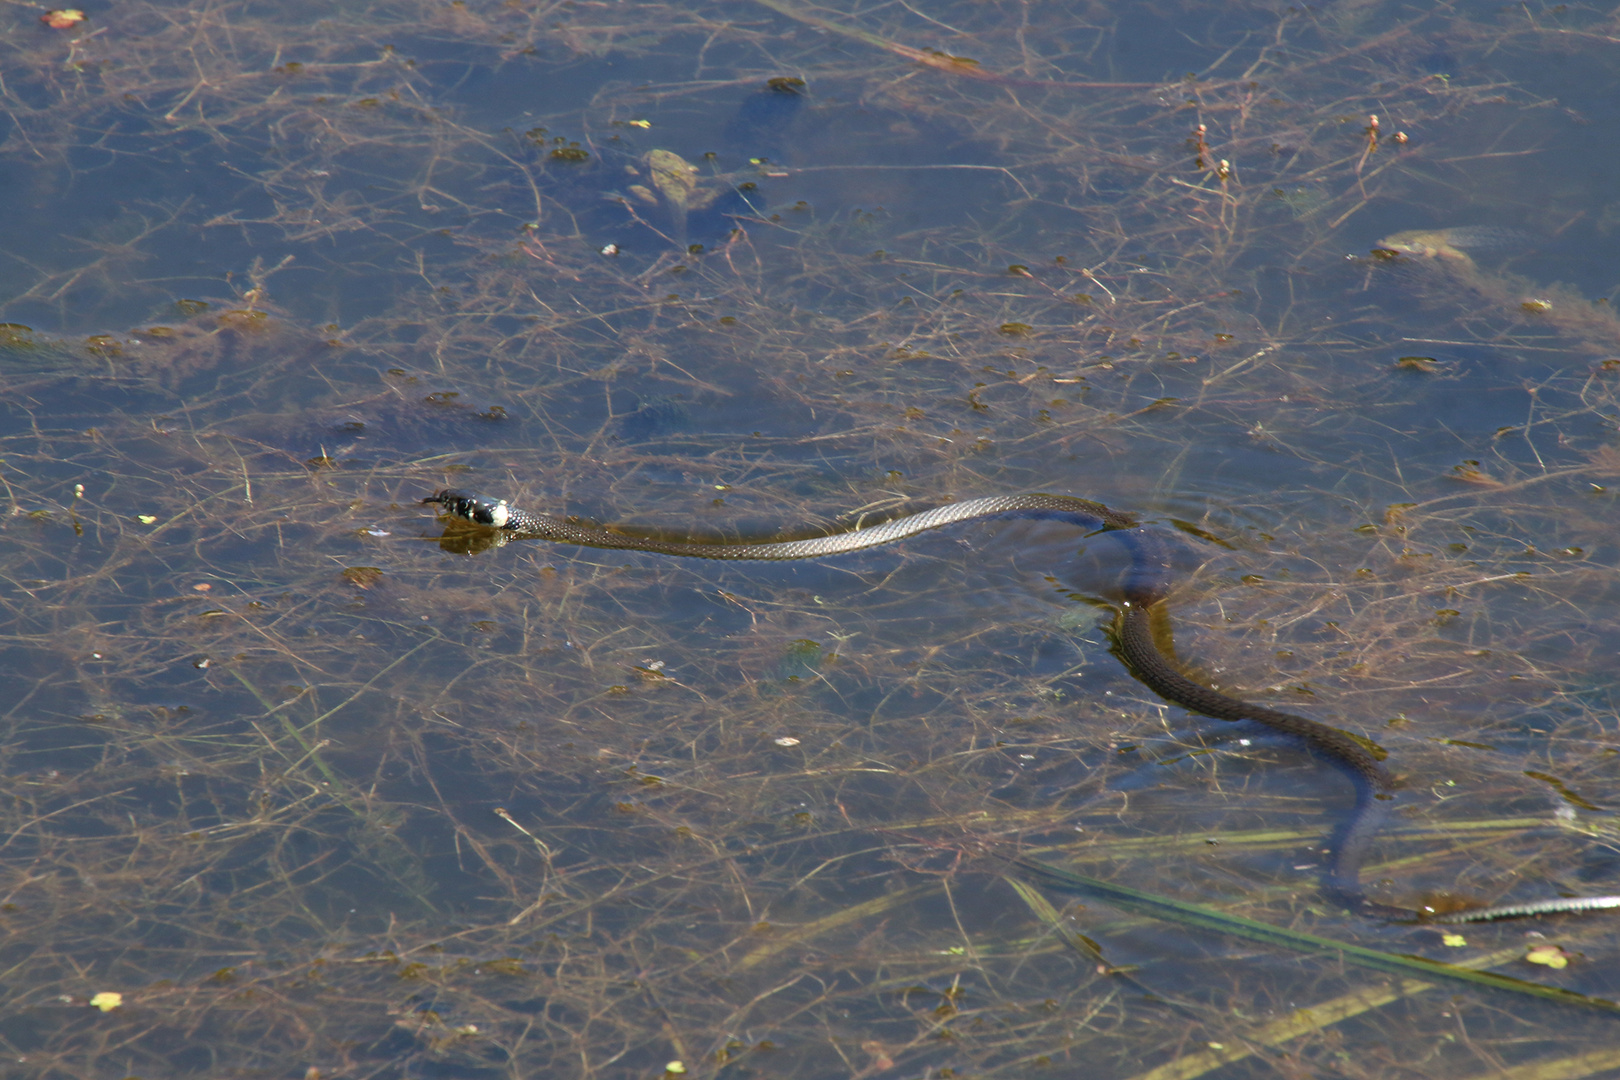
[424,488,1610,923]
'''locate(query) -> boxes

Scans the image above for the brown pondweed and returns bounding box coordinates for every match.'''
[2,0,1620,1077]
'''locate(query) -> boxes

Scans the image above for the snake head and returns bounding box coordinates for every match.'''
[423,489,512,528]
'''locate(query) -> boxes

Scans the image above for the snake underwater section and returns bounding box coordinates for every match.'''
[2,0,1620,1077]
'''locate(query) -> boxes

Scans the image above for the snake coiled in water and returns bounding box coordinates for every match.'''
[424,488,1620,923]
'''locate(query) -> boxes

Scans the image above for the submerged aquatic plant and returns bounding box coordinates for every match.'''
[2,0,1620,1076]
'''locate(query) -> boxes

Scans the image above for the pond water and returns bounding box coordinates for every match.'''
[3,0,1620,1076]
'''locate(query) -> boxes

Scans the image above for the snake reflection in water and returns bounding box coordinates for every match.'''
[424,488,1620,924]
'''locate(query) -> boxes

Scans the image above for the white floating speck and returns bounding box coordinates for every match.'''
[773,737,800,747]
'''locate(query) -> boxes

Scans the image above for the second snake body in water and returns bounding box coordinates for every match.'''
[425,488,1620,923]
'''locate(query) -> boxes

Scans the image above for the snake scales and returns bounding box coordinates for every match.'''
[425,488,1620,923]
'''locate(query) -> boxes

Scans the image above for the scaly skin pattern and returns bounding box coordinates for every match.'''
[424,488,1619,923]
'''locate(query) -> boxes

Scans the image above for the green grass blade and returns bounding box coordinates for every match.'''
[1008,855,1620,1015]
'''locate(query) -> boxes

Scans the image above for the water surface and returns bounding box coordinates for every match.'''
[3,0,1620,1076]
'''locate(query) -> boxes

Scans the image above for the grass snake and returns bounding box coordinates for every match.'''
[425,488,1620,924]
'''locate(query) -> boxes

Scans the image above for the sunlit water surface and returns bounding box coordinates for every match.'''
[2,0,1620,1076]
